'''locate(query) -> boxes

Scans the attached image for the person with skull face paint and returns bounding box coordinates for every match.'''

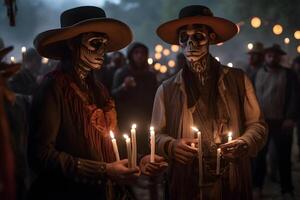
[150,5,268,200]
[28,6,141,200]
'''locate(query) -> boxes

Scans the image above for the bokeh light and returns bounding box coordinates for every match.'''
[251,17,261,28]
[155,44,163,52]
[273,24,283,35]
[294,31,300,40]
[168,60,176,68]
[160,65,167,73]
[163,49,171,56]
[155,52,162,60]
[147,58,153,65]
[171,45,180,52]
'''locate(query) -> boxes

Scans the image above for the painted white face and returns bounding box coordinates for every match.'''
[178,25,209,63]
[79,32,108,70]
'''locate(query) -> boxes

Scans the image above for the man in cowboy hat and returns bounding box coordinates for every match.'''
[27,6,169,200]
[150,5,267,199]
[254,44,298,199]
[240,42,264,83]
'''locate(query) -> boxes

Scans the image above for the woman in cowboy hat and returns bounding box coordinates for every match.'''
[28,6,140,200]
[151,5,267,200]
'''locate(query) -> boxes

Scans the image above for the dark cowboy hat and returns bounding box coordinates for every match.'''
[0,46,21,78]
[247,42,264,54]
[34,6,133,60]
[264,44,286,55]
[156,5,238,45]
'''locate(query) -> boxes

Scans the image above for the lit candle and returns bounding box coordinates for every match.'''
[123,134,132,168]
[228,131,233,142]
[216,148,221,175]
[192,126,202,186]
[150,126,155,163]
[130,124,137,168]
[110,131,120,161]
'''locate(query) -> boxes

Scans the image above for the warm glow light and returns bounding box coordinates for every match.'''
[217,42,223,46]
[168,60,176,68]
[155,52,162,60]
[171,45,180,52]
[273,24,283,35]
[154,63,161,71]
[147,58,153,65]
[110,131,115,139]
[228,131,232,138]
[123,134,129,140]
[155,44,163,52]
[227,62,233,68]
[21,46,26,53]
[160,65,167,73]
[132,124,137,129]
[163,49,171,56]
[251,17,261,28]
[191,126,199,132]
[297,45,300,53]
[42,57,49,64]
[215,57,220,61]
[10,56,16,63]
[248,43,253,50]
[150,126,154,131]
[294,31,300,40]
[284,37,290,44]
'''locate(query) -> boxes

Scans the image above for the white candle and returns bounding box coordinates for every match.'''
[192,126,202,186]
[216,148,221,175]
[110,131,120,161]
[228,131,233,142]
[123,134,132,168]
[150,126,155,163]
[131,124,137,168]
[10,56,16,63]
[21,46,26,61]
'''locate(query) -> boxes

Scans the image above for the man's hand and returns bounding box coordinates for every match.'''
[173,138,198,164]
[140,155,168,176]
[123,76,136,89]
[106,159,140,182]
[219,139,249,162]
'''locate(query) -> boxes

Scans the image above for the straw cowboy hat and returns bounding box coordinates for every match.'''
[34,6,133,60]
[156,5,238,45]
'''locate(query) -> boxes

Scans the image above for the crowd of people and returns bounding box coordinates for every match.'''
[0,4,300,200]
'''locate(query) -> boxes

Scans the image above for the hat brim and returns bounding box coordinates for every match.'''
[264,47,286,55]
[156,16,238,45]
[34,18,133,59]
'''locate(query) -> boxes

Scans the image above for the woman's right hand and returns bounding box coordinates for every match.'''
[106,159,140,182]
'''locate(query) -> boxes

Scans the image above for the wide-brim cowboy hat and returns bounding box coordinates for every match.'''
[0,46,21,78]
[34,6,133,60]
[157,5,238,45]
[264,44,286,55]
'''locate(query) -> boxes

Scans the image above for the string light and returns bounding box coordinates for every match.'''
[160,65,167,73]
[251,17,261,28]
[163,49,171,56]
[273,24,283,35]
[248,43,253,50]
[294,31,300,40]
[284,37,290,44]
[171,45,180,52]
[297,45,300,54]
[227,62,233,68]
[147,58,153,65]
[168,60,176,68]
[155,52,162,60]
[155,44,163,52]
[154,63,161,71]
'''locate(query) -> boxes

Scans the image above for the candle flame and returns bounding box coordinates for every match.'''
[110,131,115,139]
[10,56,16,63]
[132,124,137,129]
[191,126,199,132]
[123,134,129,140]
[150,126,154,131]
[228,131,232,137]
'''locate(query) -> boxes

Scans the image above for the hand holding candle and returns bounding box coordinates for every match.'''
[216,148,221,175]
[110,131,120,161]
[191,126,203,186]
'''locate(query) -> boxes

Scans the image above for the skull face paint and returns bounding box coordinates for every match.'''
[79,32,108,71]
[179,25,209,63]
